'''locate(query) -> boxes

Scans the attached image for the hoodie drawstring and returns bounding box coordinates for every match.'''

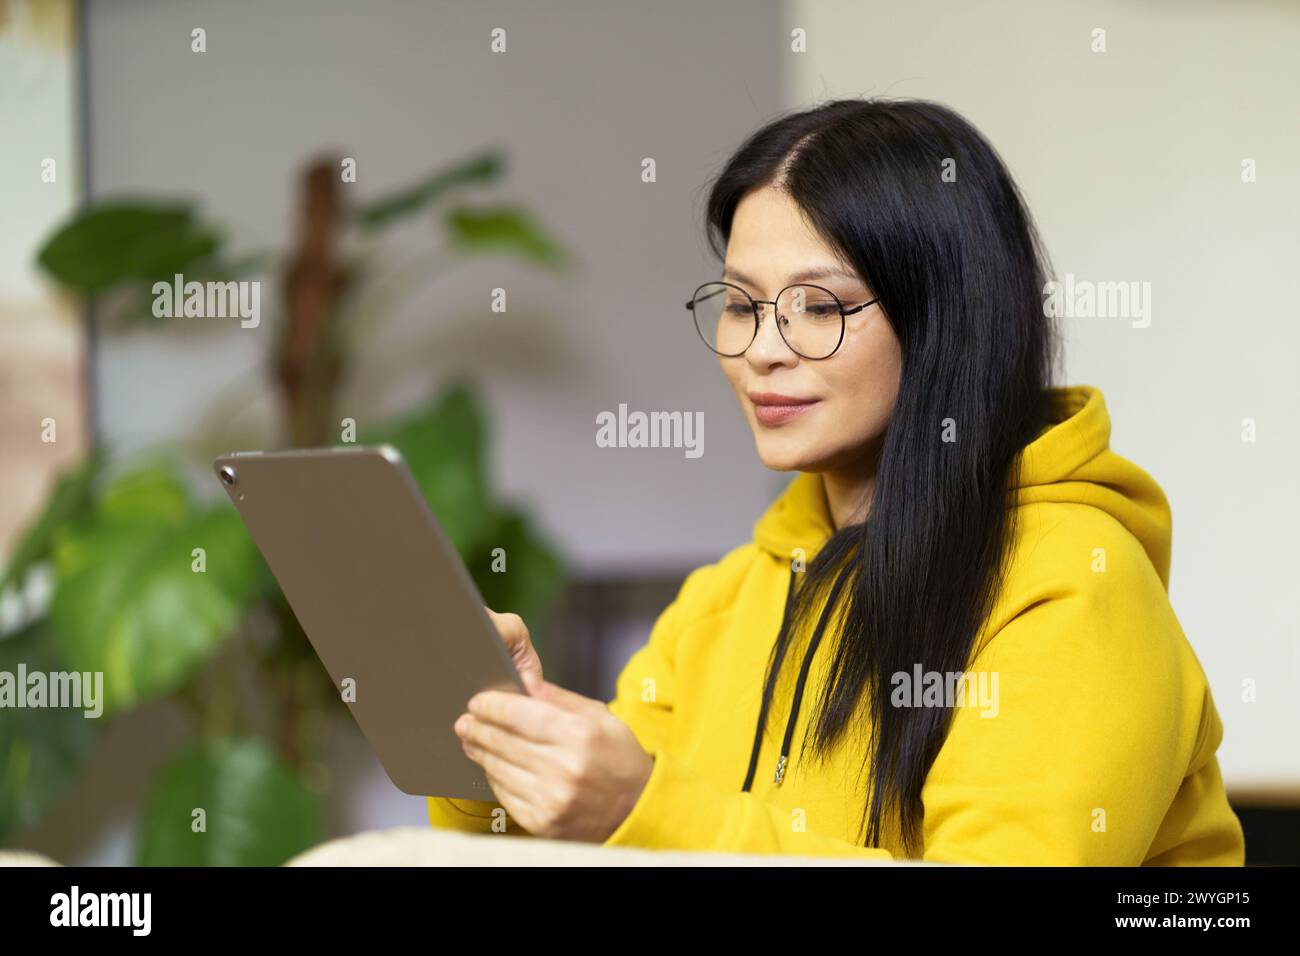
[741,562,851,791]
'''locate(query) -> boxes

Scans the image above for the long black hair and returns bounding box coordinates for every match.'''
[704,98,1059,854]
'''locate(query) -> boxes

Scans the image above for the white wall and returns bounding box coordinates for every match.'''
[788,0,1300,791]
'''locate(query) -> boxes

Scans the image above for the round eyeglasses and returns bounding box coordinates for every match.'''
[685,281,879,360]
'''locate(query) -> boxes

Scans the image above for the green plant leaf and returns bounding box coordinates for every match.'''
[351,149,506,232]
[92,462,191,527]
[443,204,572,270]
[47,463,190,577]
[0,451,105,596]
[36,200,223,294]
[49,467,265,715]
[363,380,497,556]
[135,737,324,866]
[0,619,100,843]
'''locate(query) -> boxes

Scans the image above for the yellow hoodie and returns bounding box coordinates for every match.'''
[427,385,1245,865]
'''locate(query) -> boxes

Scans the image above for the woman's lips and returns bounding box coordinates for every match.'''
[753,399,819,426]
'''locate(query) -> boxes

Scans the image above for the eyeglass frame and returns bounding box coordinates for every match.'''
[684,280,880,360]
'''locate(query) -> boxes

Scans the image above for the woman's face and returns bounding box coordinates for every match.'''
[719,186,903,474]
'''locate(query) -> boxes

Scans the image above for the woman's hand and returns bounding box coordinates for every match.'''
[485,607,544,695]
[453,680,654,842]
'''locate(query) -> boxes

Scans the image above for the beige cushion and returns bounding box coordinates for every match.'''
[1,828,936,866]
[285,826,924,866]
[0,850,61,867]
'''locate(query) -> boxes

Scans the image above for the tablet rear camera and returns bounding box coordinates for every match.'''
[218,465,238,487]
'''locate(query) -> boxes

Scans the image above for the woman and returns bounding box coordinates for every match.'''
[434,98,1244,864]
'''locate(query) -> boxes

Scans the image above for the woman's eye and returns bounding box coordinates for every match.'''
[805,304,840,318]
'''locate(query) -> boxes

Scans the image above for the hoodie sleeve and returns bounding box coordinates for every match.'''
[604,584,688,756]
[603,522,1242,864]
[606,557,737,756]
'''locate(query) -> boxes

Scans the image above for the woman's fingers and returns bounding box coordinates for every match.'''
[485,607,545,694]
[465,689,584,747]
[456,709,552,773]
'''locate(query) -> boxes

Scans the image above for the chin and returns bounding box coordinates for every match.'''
[753,437,816,472]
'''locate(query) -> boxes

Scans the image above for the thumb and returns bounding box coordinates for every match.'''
[485,607,544,694]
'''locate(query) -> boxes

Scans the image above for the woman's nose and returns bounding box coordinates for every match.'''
[748,302,794,358]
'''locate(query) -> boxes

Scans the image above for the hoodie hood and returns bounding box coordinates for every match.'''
[753,384,1173,587]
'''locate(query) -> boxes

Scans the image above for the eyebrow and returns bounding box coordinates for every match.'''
[721,264,865,289]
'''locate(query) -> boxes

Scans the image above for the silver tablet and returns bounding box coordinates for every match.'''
[212,445,523,800]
